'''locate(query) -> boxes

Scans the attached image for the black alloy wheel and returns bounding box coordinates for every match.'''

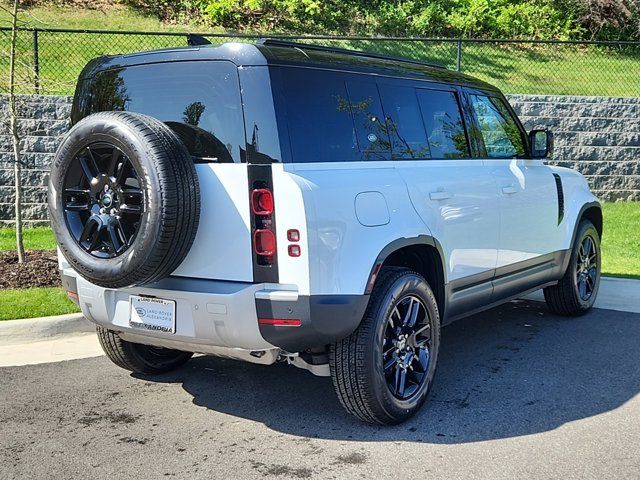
[330,267,441,425]
[48,112,201,288]
[575,234,598,301]
[62,143,144,258]
[543,219,601,316]
[383,295,434,400]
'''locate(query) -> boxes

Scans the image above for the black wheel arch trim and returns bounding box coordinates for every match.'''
[565,201,602,273]
[365,235,447,294]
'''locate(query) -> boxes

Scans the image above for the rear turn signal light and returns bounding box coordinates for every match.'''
[251,188,274,215]
[253,229,276,256]
[258,318,302,327]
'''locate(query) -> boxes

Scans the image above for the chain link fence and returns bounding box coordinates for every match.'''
[1,27,639,97]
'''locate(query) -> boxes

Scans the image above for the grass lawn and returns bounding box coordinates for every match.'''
[0,287,79,321]
[0,226,56,250]
[0,226,78,321]
[601,202,640,279]
[0,2,638,96]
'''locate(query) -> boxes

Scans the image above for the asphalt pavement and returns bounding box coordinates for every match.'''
[2,299,639,479]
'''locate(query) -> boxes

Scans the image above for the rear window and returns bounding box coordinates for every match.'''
[74,61,244,163]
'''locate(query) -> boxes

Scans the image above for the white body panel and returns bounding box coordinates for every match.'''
[172,164,253,282]
[289,161,430,295]
[487,159,562,267]
[549,165,600,249]
[396,159,500,283]
[271,163,311,296]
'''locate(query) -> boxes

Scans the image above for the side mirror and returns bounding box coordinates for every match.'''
[529,129,553,159]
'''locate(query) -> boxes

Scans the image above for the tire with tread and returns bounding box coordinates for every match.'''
[330,267,441,425]
[543,219,601,316]
[48,111,200,288]
[97,326,192,375]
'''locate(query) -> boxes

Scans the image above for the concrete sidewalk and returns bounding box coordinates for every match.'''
[0,313,101,367]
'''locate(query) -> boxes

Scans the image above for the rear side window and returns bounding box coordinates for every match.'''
[76,61,244,162]
[469,95,525,158]
[416,89,469,158]
[279,68,358,163]
[378,84,430,159]
[345,81,390,160]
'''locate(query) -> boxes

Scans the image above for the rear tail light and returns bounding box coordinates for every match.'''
[251,185,276,267]
[253,229,276,256]
[251,189,274,215]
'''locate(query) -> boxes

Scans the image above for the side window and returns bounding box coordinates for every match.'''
[378,84,430,159]
[416,89,469,158]
[469,95,526,158]
[280,68,358,163]
[345,81,390,160]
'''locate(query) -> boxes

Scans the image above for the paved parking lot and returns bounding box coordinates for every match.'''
[2,300,639,479]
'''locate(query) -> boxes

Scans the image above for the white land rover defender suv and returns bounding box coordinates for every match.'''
[49,39,602,425]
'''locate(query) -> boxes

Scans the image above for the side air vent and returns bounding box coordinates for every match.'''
[553,173,564,225]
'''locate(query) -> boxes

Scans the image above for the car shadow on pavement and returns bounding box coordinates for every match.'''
[143,299,640,444]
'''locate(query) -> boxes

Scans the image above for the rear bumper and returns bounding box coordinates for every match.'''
[64,269,368,354]
[255,291,369,352]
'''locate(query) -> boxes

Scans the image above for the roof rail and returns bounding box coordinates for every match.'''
[257,38,446,70]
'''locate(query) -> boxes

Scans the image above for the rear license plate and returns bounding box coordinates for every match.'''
[129,296,176,334]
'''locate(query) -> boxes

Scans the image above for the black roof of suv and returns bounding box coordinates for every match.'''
[79,40,497,92]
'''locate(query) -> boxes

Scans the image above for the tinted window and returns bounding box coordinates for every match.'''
[469,95,525,158]
[78,61,244,162]
[280,68,358,163]
[416,89,469,158]
[345,81,390,160]
[379,84,430,159]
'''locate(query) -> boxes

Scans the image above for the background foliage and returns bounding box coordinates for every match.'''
[120,0,640,39]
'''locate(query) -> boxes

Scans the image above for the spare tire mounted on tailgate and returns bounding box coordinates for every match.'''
[48,111,201,288]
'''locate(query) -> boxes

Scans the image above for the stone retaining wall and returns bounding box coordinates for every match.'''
[510,95,640,201]
[0,95,71,226]
[0,94,638,226]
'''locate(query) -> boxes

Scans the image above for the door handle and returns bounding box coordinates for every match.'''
[429,190,452,201]
[502,185,518,195]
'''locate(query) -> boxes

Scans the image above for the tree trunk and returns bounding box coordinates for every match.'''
[8,0,25,263]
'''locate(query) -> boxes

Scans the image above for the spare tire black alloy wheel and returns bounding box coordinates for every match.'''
[49,112,200,288]
[63,143,144,258]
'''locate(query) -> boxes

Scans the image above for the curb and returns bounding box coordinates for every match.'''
[0,313,94,346]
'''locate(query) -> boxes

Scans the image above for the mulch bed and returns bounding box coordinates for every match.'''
[0,250,62,289]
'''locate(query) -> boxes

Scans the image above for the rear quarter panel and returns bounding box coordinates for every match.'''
[286,161,433,296]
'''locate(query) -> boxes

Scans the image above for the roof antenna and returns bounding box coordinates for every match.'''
[187,34,211,46]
